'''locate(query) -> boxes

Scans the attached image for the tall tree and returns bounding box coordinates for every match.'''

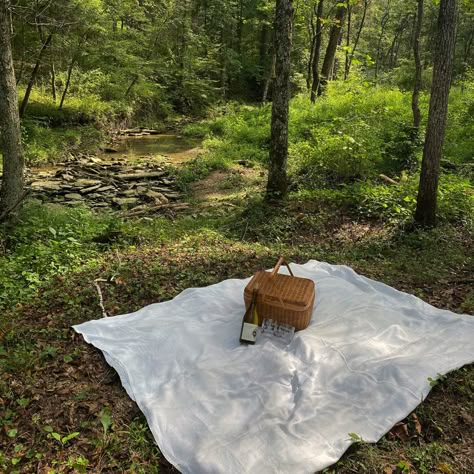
[319,4,346,95]
[411,0,423,136]
[345,0,370,79]
[310,0,324,102]
[19,32,52,117]
[266,0,293,200]
[0,0,25,217]
[414,0,457,226]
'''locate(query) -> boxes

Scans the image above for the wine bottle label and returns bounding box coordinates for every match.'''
[241,322,258,343]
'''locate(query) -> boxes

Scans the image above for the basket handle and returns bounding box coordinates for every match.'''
[262,257,293,310]
[270,256,294,278]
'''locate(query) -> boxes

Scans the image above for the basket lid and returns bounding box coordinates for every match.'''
[246,271,315,310]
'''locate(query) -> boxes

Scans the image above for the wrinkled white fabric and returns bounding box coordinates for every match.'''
[73,260,474,473]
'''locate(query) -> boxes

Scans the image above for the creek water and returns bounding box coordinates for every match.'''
[100,134,202,163]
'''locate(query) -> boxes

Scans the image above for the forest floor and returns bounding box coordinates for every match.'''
[1,152,473,474]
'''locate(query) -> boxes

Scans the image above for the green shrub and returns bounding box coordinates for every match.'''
[347,174,473,226]
[0,203,116,310]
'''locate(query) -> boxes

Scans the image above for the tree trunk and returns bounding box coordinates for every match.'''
[375,5,390,80]
[306,14,316,90]
[310,0,324,102]
[414,0,457,227]
[125,75,138,97]
[19,33,52,117]
[0,0,25,215]
[59,55,77,110]
[347,0,370,78]
[266,0,293,201]
[344,1,352,80]
[411,0,424,137]
[319,5,346,95]
[262,48,276,103]
[51,61,57,102]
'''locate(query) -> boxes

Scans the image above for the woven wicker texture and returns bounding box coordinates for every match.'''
[244,257,316,330]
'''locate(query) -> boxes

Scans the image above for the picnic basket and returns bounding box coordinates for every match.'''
[244,257,315,331]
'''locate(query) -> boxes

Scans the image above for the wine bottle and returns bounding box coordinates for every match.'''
[240,288,259,344]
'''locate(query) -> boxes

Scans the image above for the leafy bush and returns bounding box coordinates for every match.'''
[347,174,473,226]
[0,203,116,310]
[22,122,103,164]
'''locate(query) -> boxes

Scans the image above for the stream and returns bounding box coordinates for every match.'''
[100,134,202,163]
[29,133,202,214]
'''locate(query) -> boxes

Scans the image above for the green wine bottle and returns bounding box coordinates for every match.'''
[240,288,259,344]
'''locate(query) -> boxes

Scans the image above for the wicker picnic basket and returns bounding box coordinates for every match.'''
[244,257,316,331]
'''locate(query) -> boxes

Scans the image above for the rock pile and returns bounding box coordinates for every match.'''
[119,127,161,137]
[28,156,189,216]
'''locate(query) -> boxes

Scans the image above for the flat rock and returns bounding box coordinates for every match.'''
[95,185,116,193]
[81,184,103,194]
[64,193,84,200]
[120,189,137,197]
[30,180,62,191]
[75,178,102,187]
[144,190,169,204]
[112,197,140,209]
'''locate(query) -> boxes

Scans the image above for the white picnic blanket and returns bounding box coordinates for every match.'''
[73,260,474,473]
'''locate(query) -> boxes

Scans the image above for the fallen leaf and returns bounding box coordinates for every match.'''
[388,421,410,442]
[411,412,422,435]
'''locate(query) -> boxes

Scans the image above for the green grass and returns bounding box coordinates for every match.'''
[1,198,473,473]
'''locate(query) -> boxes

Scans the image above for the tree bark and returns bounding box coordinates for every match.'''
[310,0,324,102]
[415,0,457,227]
[266,0,293,201]
[306,12,316,90]
[59,54,77,110]
[319,4,346,95]
[344,1,352,80]
[51,61,57,102]
[0,0,25,214]
[411,0,424,136]
[19,33,52,117]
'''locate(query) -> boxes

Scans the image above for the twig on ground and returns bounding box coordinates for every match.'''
[93,278,109,318]
[378,174,399,185]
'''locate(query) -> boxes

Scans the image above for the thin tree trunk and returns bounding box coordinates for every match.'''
[262,48,276,103]
[237,0,243,55]
[310,0,324,102]
[415,0,457,227]
[411,0,424,137]
[319,5,346,95]
[125,75,138,97]
[331,26,345,80]
[19,33,52,117]
[220,28,227,98]
[266,0,293,201]
[375,3,390,80]
[347,0,370,77]
[306,27,316,89]
[51,61,56,102]
[0,0,25,214]
[306,10,316,90]
[59,55,77,110]
[344,1,351,80]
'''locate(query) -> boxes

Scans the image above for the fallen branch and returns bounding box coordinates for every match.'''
[116,171,167,181]
[0,189,30,223]
[125,202,190,217]
[93,278,109,318]
[378,174,399,185]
